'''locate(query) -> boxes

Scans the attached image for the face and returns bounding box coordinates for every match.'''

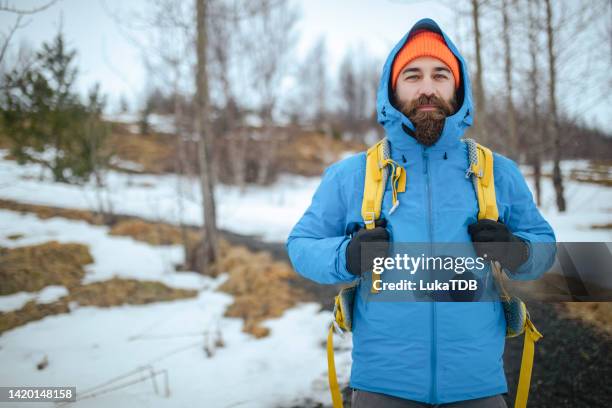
[394,56,458,146]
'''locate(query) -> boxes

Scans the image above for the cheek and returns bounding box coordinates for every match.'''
[396,85,416,105]
[439,84,455,102]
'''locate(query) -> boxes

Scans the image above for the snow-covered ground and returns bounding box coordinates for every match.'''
[0,149,318,243]
[0,209,352,407]
[0,150,609,407]
[0,150,610,242]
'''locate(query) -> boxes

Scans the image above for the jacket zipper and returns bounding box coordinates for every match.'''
[423,149,437,403]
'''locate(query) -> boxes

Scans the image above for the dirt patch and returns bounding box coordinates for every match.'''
[0,242,93,295]
[591,223,612,230]
[0,278,197,335]
[556,302,612,336]
[504,302,612,407]
[5,234,23,240]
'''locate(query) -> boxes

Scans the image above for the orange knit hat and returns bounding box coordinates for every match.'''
[391,30,461,90]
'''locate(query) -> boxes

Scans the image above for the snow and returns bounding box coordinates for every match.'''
[104,112,176,135]
[0,299,349,407]
[0,285,70,313]
[0,149,608,407]
[1,149,610,242]
[36,286,70,305]
[0,205,351,407]
[0,210,190,288]
[0,292,37,313]
[0,149,317,243]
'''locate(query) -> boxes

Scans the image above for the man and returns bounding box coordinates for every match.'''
[286,18,556,408]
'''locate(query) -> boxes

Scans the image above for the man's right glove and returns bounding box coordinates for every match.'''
[346,220,390,276]
[468,219,530,272]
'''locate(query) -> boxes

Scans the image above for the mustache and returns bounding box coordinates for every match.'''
[402,94,455,119]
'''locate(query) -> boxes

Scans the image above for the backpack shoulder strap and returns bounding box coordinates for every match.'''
[361,137,405,230]
[361,138,389,230]
[463,139,542,408]
[464,139,499,221]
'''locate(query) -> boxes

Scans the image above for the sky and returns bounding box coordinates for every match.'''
[0,0,455,107]
[0,0,610,132]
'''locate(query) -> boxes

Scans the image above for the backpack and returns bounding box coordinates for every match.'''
[326,138,542,408]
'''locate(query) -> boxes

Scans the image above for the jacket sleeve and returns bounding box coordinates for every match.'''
[498,159,557,281]
[286,164,358,285]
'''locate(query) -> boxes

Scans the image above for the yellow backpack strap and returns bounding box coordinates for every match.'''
[327,325,343,408]
[469,142,499,221]
[514,317,543,408]
[464,138,541,408]
[327,292,352,408]
[361,138,405,293]
[361,139,387,230]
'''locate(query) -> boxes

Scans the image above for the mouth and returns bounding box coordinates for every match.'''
[417,105,439,111]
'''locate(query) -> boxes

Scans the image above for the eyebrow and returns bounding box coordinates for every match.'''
[402,66,451,75]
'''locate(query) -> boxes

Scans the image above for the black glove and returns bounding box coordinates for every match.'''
[346,219,389,276]
[468,219,529,272]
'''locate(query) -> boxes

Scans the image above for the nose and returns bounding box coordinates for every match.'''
[417,78,436,97]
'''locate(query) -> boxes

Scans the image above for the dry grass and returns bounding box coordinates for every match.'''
[0,198,201,247]
[216,241,310,338]
[568,161,612,187]
[107,130,178,174]
[277,131,365,177]
[65,277,197,307]
[110,219,201,246]
[0,198,310,339]
[0,199,105,225]
[557,302,612,337]
[0,242,93,295]
[0,236,302,339]
[0,278,197,335]
[0,300,70,335]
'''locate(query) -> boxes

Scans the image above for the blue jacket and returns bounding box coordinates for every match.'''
[286,19,556,404]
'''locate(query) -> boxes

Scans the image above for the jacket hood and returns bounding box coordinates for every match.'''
[376,18,474,150]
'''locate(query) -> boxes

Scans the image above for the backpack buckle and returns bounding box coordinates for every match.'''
[363,211,376,226]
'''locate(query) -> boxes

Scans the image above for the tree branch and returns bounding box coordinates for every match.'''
[0,0,58,15]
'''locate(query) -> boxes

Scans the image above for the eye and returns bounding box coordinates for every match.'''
[435,74,448,80]
[405,75,419,80]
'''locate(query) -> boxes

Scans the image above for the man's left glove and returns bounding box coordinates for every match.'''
[468,219,529,272]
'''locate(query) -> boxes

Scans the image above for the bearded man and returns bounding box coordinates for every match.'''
[287,18,556,408]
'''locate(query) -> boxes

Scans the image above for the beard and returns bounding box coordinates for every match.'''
[396,94,458,146]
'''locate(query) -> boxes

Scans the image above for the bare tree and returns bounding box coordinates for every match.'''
[0,0,57,65]
[244,0,298,185]
[525,0,543,206]
[196,0,219,274]
[544,0,566,212]
[292,37,329,129]
[470,0,488,144]
[209,0,249,189]
[500,0,518,160]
